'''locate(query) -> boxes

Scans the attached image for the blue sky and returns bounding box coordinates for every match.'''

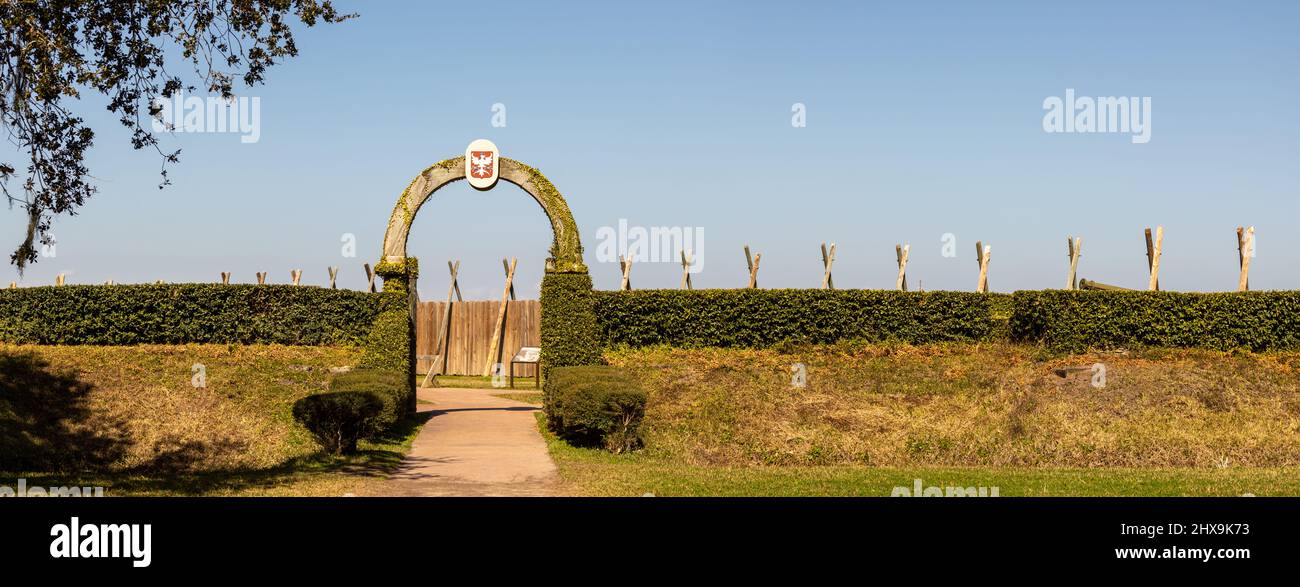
[4,0,1297,299]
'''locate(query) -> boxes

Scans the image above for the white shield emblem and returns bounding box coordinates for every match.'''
[465,139,500,190]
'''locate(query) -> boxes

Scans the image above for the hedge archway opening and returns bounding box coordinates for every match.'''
[375,156,600,384]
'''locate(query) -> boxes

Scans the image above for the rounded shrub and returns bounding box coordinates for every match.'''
[544,365,646,453]
[291,391,383,455]
[328,368,408,431]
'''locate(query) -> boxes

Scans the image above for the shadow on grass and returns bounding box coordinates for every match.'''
[94,411,435,495]
[0,350,130,472]
[1,349,252,476]
[1,346,433,495]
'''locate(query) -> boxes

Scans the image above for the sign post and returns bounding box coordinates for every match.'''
[510,346,541,389]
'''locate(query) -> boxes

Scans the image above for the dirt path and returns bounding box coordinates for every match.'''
[370,387,558,497]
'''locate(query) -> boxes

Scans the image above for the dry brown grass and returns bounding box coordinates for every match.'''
[605,343,1300,469]
[1,343,359,474]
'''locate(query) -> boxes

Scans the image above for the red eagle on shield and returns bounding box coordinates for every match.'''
[470,151,495,179]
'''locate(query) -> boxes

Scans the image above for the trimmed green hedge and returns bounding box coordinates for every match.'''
[357,306,411,372]
[544,365,646,453]
[593,289,1300,353]
[1010,290,1300,352]
[0,284,402,345]
[593,289,1009,348]
[540,273,602,376]
[354,292,415,419]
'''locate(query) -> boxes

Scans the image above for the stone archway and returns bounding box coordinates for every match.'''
[378,156,587,286]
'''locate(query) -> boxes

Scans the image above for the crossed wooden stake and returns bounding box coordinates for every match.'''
[483,258,518,377]
[1065,236,1082,290]
[744,245,761,288]
[363,263,377,293]
[820,243,836,289]
[974,241,991,293]
[680,250,694,290]
[420,260,462,388]
[619,255,633,291]
[499,260,514,300]
[1145,226,1163,291]
[895,244,910,291]
[1237,226,1254,292]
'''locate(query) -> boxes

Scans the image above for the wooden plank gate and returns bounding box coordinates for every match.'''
[415,299,540,377]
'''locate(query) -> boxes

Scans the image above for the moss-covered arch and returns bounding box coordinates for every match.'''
[374,155,601,381]
[376,156,586,287]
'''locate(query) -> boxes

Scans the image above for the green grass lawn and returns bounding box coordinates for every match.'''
[492,392,542,405]
[422,374,542,390]
[542,415,1297,496]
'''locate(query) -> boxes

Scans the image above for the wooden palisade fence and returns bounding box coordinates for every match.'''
[8,225,1265,295]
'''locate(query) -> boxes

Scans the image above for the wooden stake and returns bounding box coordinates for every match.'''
[1236,226,1247,290]
[363,263,376,293]
[290,269,302,286]
[820,243,836,289]
[55,273,65,286]
[1146,226,1163,291]
[745,245,761,288]
[328,267,339,289]
[501,259,517,300]
[619,255,632,291]
[1237,226,1254,292]
[680,250,694,290]
[421,260,461,388]
[1066,236,1082,290]
[1079,279,1133,291]
[448,260,462,301]
[256,272,267,285]
[895,244,910,291]
[975,242,991,293]
[220,272,231,285]
[483,258,518,377]
[1144,227,1162,291]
